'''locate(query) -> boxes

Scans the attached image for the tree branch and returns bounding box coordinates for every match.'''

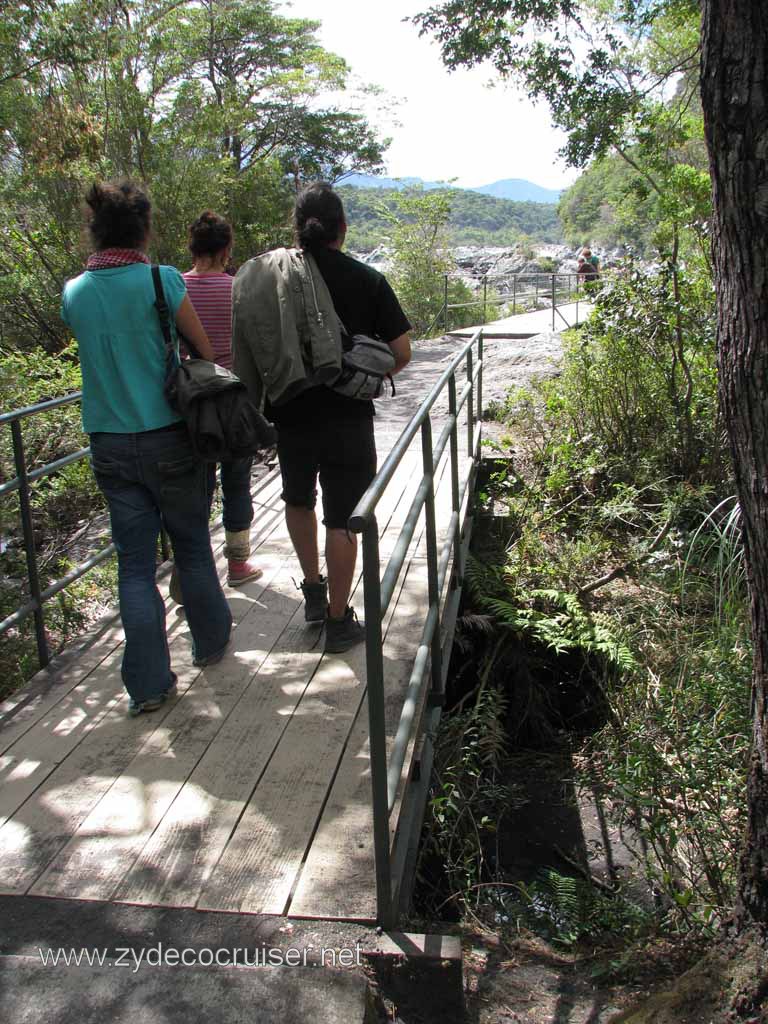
[578,517,672,596]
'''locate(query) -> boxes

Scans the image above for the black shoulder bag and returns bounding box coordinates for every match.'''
[152,266,276,461]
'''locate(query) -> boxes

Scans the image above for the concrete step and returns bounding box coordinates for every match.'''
[0,956,372,1024]
[0,896,464,1024]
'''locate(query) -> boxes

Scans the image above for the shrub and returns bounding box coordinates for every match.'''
[533,258,722,491]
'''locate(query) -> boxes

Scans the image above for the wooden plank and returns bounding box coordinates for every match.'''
[0,342,479,922]
[289,562,431,920]
[288,448,465,919]
[112,608,325,907]
[194,453,425,916]
[31,450,420,907]
[295,437,466,926]
[195,612,374,915]
[365,931,463,960]
[0,481,287,825]
[0,623,127,761]
[30,551,315,902]
[0,467,283,758]
[0,534,290,895]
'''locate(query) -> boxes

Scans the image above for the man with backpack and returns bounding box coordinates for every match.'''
[232,182,412,653]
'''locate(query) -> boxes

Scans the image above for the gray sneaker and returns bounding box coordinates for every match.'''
[300,576,329,623]
[128,676,178,717]
[324,607,365,654]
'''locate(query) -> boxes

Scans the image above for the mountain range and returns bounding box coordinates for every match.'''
[341,172,563,205]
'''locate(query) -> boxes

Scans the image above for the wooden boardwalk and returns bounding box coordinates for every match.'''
[0,340,476,924]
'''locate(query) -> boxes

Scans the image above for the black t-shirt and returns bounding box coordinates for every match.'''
[267,247,411,426]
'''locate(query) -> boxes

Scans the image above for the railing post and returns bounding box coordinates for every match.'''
[11,419,49,668]
[482,275,487,325]
[361,515,394,927]
[477,331,484,428]
[552,273,556,331]
[443,274,449,333]
[420,418,444,703]
[466,346,474,458]
[447,375,464,588]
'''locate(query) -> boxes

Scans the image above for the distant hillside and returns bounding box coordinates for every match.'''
[469,178,562,204]
[342,173,447,191]
[341,172,562,205]
[338,184,563,251]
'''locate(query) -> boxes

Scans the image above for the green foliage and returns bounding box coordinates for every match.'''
[504,869,652,948]
[589,563,751,925]
[0,0,389,352]
[558,100,710,255]
[0,342,85,486]
[682,495,744,627]
[460,453,750,932]
[0,344,109,695]
[413,0,701,168]
[484,587,636,671]
[529,258,720,489]
[340,184,562,252]
[420,680,524,915]
[430,237,746,934]
[370,187,482,338]
[415,0,709,293]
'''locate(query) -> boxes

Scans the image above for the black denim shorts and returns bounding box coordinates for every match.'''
[276,417,377,529]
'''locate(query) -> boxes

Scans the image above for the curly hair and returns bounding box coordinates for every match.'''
[85,180,151,250]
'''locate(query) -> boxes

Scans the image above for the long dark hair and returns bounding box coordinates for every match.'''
[294,182,345,251]
[85,180,151,251]
[188,210,233,258]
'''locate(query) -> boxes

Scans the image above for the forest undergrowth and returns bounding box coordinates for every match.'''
[412,260,752,999]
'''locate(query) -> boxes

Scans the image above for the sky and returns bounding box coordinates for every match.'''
[279,0,580,191]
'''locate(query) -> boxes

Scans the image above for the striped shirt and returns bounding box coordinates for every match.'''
[182,271,233,369]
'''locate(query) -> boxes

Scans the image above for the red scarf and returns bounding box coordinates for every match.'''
[86,248,150,270]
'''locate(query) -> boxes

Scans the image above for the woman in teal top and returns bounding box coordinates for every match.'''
[61,180,232,716]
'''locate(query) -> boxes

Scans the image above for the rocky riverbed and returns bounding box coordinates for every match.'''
[356,242,626,292]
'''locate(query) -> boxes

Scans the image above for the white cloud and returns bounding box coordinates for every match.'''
[279,0,579,190]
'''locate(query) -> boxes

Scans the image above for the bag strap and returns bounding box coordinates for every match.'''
[303,250,352,341]
[151,265,202,360]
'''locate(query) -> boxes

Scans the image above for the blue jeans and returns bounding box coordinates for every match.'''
[206,457,254,533]
[90,425,232,703]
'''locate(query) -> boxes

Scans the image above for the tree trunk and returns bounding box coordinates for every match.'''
[700,0,768,927]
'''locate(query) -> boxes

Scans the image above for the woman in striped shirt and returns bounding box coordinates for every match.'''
[183,211,261,586]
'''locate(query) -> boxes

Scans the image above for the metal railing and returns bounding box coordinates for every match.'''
[1,393,162,671]
[349,328,484,927]
[424,270,600,338]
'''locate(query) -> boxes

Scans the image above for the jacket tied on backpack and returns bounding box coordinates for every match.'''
[232,247,341,407]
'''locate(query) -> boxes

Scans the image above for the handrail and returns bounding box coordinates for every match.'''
[0,391,171,671]
[1,391,180,670]
[350,334,480,529]
[437,270,599,335]
[0,392,113,668]
[349,328,484,927]
[0,391,83,426]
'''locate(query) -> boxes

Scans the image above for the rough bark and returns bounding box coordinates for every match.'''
[700,0,768,927]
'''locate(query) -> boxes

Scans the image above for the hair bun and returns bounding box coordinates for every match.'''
[85,183,105,211]
[188,210,232,258]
